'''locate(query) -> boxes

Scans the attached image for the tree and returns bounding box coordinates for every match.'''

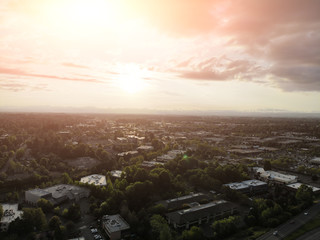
[0,204,3,219]
[37,198,53,213]
[150,214,172,240]
[180,226,204,240]
[48,215,61,231]
[296,184,313,207]
[263,160,272,171]
[212,216,240,239]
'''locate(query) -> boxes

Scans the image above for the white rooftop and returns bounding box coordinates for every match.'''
[287,182,320,192]
[102,214,130,233]
[80,174,107,186]
[257,168,297,184]
[224,182,249,190]
[0,204,23,224]
[242,179,267,187]
[110,170,123,178]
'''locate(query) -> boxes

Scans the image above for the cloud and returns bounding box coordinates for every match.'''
[177,57,266,82]
[62,62,89,69]
[0,67,102,83]
[0,81,48,92]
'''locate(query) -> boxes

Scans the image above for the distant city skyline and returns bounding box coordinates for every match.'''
[1,0,320,113]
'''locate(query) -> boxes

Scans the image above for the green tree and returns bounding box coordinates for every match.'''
[150,214,172,240]
[180,226,204,240]
[296,184,313,206]
[37,198,53,213]
[48,215,61,231]
[0,204,3,219]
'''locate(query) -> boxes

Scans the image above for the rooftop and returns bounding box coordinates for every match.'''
[102,214,130,233]
[43,184,89,201]
[110,170,123,178]
[242,179,268,187]
[80,174,107,186]
[166,193,205,203]
[26,188,51,197]
[287,182,320,192]
[0,204,23,224]
[177,200,227,215]
[224,182,249,190]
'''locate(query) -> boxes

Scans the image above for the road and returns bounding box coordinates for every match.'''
[296,227,320,240]
[257,202,320,240]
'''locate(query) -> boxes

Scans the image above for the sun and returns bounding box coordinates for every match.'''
[118,65,147,94]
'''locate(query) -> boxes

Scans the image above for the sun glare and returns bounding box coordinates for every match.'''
[118,65,148,94]
[41,0,121,36]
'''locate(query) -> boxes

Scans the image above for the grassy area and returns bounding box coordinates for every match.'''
[284,214,320,240]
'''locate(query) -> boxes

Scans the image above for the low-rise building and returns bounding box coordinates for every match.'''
[157,150,186,162]
[242,179,268,194]
[159,193,211,210]
[80,174,106,186]
[166,200,236,229]
[137,145,154,152]
[256,168,298,185]
[25,188,52,205]
[110,170,123,179]
[102,214,130,240]
[224,179,268,195]
[224,182,250,194]
[25,184,90,206]
[286,182,320,194]
[310,157,320,165]
[0,204,23,231]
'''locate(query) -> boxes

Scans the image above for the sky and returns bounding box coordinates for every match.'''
[0,0,320,114]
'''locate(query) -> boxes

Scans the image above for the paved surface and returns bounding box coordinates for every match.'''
[257,203,320,240]
[296,227,320,240]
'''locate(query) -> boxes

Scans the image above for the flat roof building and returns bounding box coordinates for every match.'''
[0,204,23,231]
[80,174,106,186]
[110,170,123,178]
[256,168,297,185]
[224,179,268,195]
[25,184,90,206]
[286,182,320,194]
[310,157,320,165]
[102,214,130,240]
[224,182,249,193]
[166,200,236,229]
[159,192,211,210]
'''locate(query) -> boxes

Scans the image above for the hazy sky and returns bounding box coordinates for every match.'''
[1,0,320,113]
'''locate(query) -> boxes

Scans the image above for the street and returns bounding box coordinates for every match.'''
[257,203,320,240]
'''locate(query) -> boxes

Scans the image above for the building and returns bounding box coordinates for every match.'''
[310,157,320,165]
[159,193,211,210]
[156,150,186,163]
[80,174,106,186]
[140,160,164,169]
[242,179,268,194]
[224,179,268,195]
[110,170,123,179]
[25,188,52,205]
[0,204,23,231]
[25,184,90,206]
[102,214,130,240]
[286,182,320,194]
[166,200,236,229]
[223,182,250,194]
[137,145,154,152]
[117,151,139,158]
[256,168,298,185]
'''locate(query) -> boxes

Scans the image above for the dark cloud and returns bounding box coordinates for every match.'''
[0,67,102,83]
[178,57,265,82]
